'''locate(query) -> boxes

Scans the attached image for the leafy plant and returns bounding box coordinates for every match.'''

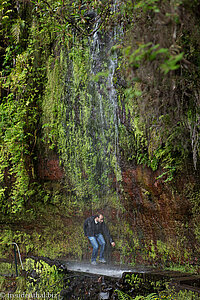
[115,290,158,300]
[115,290,133,300]
[134,0,160,13]
[160,52,184,74]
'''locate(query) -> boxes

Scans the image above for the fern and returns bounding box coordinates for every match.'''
[144,293,158,300]
[115,290,158,300]
[11,18,25,43]
[115,290,133,300]
[135,293,158,300]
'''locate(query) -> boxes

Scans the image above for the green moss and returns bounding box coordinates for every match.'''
[41,35,123,206]
[184,184,200,244]
[0,262,15,276]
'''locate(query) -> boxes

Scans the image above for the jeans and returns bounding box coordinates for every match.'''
[88,234,106,262]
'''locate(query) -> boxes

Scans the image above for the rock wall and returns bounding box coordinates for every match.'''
[118,163,199,266]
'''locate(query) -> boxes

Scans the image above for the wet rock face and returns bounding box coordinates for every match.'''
[121,164,196,263]
[35,148,198,265]
[37,153,64,180]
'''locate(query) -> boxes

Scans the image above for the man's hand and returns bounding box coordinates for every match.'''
[111,242,115,247]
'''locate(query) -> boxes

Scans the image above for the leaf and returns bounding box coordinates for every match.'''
[114,289,133,299]
[160,52,184,74]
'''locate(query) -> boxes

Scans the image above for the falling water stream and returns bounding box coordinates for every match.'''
[89,6,122,208]
[61,0,123,207]
[85,2,124,268]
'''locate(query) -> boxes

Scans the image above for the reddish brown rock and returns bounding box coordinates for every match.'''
[120,164,195,264]
[37,154,64,180]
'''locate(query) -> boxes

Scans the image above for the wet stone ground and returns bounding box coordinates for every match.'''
[59,271,166,299]
[30,257,166,299]
[23,257,164,299]
[60,273,120,299]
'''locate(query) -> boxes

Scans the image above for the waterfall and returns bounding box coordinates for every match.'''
[60,2,122,205]
[88,5,123,262]
[89,14,121,200]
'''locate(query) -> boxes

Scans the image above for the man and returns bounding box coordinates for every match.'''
[83,213,115,265]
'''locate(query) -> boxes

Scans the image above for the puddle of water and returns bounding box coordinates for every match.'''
[99,291,109,299]
[65,260,153,278]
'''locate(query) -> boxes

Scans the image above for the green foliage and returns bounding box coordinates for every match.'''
[160,52,184,74]
[115,290,158,300]
[11,18,25,43]
[5,258,64,297]
[117,222,137,264]
[134,0,160,13]
[140,238,197,271]
[41,28,123,204]
[0,0,198,215]
[0,0,200,275]
[0,262,15,276]
[0,55,44,214]
[124,43,174,71]
[115,289,133,300]
[0,0,199,218]
[159,287,200,300]
[119,42,186,180]
[0,212,85,260]
[124,41,184,76]
[25,258,63,294]
[0,95,29,213]
[184,185,200,244]
[125,273,165,295]
[0,0,50,215]
[117,0,200,181]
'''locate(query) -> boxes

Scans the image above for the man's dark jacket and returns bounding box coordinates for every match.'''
[83,216,113,244]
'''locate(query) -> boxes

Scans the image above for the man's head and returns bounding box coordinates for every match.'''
[94,213,104,223]
[98,214,104,223]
